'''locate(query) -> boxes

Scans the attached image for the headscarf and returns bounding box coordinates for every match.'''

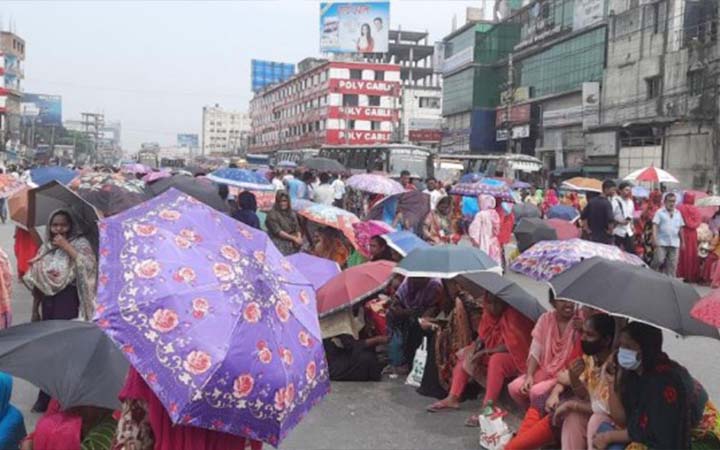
[265,192,301,255]
[0,372,25,449]
[23,210,97,320]
[479,195,496,211]
[496,198,515,246]
[237,191,257,212]
[642,190,663,221]
[396,278,443,311]
[677,192,703,230]
[542,189,559,215]
[528,309,581,377]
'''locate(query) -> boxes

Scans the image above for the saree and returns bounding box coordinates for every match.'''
[423,210,453,244]
[529,310,581,377]
[469,195,501,264]
[0,250,12,329]
[677,192,702,282]
[435,298,474,390]
[313,237,349,266]
[265,206,301,256]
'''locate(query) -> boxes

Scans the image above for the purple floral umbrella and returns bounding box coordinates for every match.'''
[94,189,329,447]
[509,238,645,281]
[346,173,404,196]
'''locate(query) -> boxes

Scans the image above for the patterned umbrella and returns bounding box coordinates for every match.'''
[292,201,360,248]
[121,163,151,175]
[381,230,429,257]
[561,177,602,193]
[449,178,514,202]
[346,174,404,196]
[366,191,431,231]
[95,189,329,446]
[0,174,26,199]
[509,238,645,281]
[207,168,274,191]
[690,289,720,328]
[624,165,679,183]
[352,220,395,258]
[70,172,151,217]
[29,166,78,187]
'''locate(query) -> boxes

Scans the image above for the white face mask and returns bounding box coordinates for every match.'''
[617,347,641,371]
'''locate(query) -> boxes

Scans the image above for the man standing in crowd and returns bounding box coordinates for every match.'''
[400,170,416,191]
[580,179,617,244]
[652,192,684,276]
[612,181,635,253]
[313,173,335,206]
[332,173,346,208]
[422,177,446,211]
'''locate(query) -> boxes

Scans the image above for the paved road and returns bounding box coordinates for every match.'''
[2,222,719,450]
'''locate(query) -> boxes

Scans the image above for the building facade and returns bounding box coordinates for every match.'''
[0,31,25,155]
[248,61,401,153]
[201,105,250,156]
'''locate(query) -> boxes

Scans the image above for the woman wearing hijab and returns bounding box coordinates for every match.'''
[676,192,702,282]
[0,372,26,449]
[24,210,98,413]
[469,195,502,265]
[541,189,559,217]
[264,191,302,256]
[423,196,456,244]
[232,191,260,229]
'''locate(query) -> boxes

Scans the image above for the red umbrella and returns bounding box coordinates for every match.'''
[690,289,720,328]
[545,218,581,240]
[316,261,395,317]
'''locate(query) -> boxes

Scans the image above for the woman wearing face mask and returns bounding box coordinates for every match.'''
[593,322,720,450]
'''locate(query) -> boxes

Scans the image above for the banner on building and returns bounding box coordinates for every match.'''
[495,104,531,127]
[543,106,583,128]
[251,60,295,93]
[21,93,62,126]
[409,118,443,130]
[574,0,604,30]
[409,129,443,142]
[329,106,397,121]
[327,129,391,145]
[582,82,600,130]
[177,134,199,148]
[329,78,399,95]
[320,2,390,53]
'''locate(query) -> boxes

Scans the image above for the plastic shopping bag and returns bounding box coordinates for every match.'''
[479,404,513,450]
[405,337,427,387]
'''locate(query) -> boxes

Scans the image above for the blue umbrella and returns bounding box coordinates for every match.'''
[460,172,484,183]
[381,230,430,257]
[29,166,78,186]
[206,168,274,191]
[547,204,580,221]
[394,245,502,279]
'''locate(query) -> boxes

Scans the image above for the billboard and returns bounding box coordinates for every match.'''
[251,60,295,93]
[177,133,199,148]
[21,93,62,126]
[574,0,605,30]
[320,2,390,53]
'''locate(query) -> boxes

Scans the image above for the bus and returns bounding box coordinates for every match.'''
[245,153,272,168]
[275,149,320,165]
[319,144,433,179]
[137,150,159,169]
[436,153,543,181]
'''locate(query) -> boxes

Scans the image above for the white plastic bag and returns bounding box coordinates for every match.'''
[479,406,512,450]
[405,337,427,387]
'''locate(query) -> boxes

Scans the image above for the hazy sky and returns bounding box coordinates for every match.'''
[2,1,489,151]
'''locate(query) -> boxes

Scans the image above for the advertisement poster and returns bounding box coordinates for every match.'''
[21,93,62,126]
[320,2,390,53]
[251,59,295,93]
[574,0,604,30]
[177,134,199,148]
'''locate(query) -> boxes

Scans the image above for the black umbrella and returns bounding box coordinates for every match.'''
[302,157,346,173]
[0,321,130,409]
[512,203,541,221]
[149,174,228,212]
[550,257,719,339]
[457,272,545,321]
[514,217,558,253]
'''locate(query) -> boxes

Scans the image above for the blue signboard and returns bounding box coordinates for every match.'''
[320,2,390,53]
[177,133,199,148]
[251,60,295,93]
[21,93,62,126]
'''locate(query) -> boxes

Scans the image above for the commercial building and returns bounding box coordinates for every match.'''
[248,60,401,153]
[0,30,25,156]
[201,104,251,156]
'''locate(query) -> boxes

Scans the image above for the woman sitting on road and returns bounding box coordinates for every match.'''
[312,227,350,267]
[423,196,457,244]
[368,236,395,262]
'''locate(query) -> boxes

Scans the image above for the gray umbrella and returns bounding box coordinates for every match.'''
[514,217,558,253]
[457,272,546,321]
[512,203,541,221]
[394,244,502,279]
[550,257,719,339]
[0,321,129,409]
[302,157,346,173]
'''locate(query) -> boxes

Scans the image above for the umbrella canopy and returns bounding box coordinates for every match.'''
[624,165,679,183]
[545,218,581,240]
[514,218,558,253]
[511,180,532,190]
[456,272,545,321]
[546,204,580,222]
[316,260,395,317]
[551,257,718,338]
[346,173,404,196]
[286,253,341,291]
[696,196,720,207]
[510,238,645,281]
[142,169,172,183]
[293,201,360,248]
[149,174,228,212]
[459,173,484,183]
[366,191,431,231]
[0,320,129,410]
[8,186,31,229]
[29,166,78,187]
[0,174,26,199]
[352,220,395,258]
[679,190,718,223]
[561,177,602,193]
[71,172,151,217]
[206,168,274,191]
[449,179,514,202]
[302,157,345,173]
[512,202,541,221]
[394,245,501,279]
[121,163,151,175]
[95,189,329,446]
[381,230,430,257]
[690,289,720,328]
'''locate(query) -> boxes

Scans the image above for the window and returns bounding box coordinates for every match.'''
[646,76,662,99]
[688,70,704,96]
[368,95,381,106]
[371,121,382,131]
[374,71,385,81]
[652,1,660,34]
[348,120,356,129]
[419,97,441,109]
[350,69,363,80]
[343,94,359,106]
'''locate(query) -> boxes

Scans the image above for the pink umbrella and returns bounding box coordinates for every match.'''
[690,289,720,328]
[142,170,171,183]
[352,220,395,258]
[545,218,581,240]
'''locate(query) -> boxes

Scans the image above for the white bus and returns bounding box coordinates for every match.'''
[319,144,432,179]
[436,153,543,180]
[274,149,320,165]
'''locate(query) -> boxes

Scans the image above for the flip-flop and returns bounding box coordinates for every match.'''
[426,400,460,413]
[464,414,480,427]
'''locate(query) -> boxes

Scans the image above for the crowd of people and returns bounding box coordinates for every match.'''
[0,162,717,450]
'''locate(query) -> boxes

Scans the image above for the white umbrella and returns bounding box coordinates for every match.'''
[624,165,679,183]
[696,196,720,207]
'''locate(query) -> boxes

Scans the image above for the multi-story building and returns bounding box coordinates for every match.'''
[201,104,251,156]
[248,60,401,153]
[0,31,25,155]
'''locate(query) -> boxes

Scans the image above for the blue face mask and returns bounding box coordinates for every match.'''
[617,347,641,370]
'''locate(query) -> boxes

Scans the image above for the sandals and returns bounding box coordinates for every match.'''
[464,414,480,428]
[426,399,460,413]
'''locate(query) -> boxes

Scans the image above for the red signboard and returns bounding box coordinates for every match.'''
[328,78,400,96]
[495,104,531,126]
[327,106,397,121]
[326,129,392,145]
[409,129,443,142]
